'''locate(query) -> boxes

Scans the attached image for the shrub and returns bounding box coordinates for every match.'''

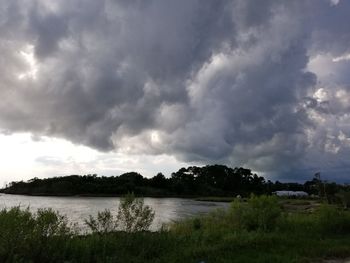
[85,209,117,234]
[229,199,246,229]
[0,207,72,262]
[117,193,155,232]
[336,191,350,209]
[315,204,350,234]
[34,208,72,237]
[192,217,202,230]
[230,195,282,231]
[0,207,35,259]
[85,194,155,234]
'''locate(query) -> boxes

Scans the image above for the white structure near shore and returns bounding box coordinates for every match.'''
[273,191,308,197]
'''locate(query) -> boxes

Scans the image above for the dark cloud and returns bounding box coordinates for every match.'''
[1,0,350,181]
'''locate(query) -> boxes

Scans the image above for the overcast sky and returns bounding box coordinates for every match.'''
[1,0,350,185]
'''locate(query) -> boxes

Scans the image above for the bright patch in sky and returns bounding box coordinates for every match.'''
[329,0,340,6]
[0,133,188,187]
[17,45,38,80]
[332,53,350,63]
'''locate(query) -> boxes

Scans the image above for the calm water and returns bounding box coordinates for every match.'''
[0,194,229,231]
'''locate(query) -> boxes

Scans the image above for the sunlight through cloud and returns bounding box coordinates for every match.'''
[17,45,38,80]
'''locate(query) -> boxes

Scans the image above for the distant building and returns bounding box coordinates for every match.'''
[273,190,308,197]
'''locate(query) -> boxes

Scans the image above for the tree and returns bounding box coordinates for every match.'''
[150,173,168,189]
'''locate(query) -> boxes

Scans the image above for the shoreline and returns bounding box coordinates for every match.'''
[0,192,235,201]
[0,194,349,262]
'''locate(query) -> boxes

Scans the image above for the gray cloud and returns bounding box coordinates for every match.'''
[1,0,350,181]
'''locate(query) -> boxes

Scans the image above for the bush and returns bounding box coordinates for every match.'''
[117,193,155,232]
[0,207,72,262]
[34,208,72,237]
[192,217,202,230]
[314,204,350,234]
[230,195,282,231]
[0,206,34,259]
[336,191,350,209]
[85,209,117,234]
[85,193,155,234]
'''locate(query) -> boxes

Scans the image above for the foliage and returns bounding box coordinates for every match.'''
[1,199,350,262]
[229,195,282,231]
[168,201,350,263]
[85,193,155,234]
[117,193,155,232]
[0,207,72,262]
[85,209,117,234]
[336,191,350,208]
[2,165,350,200]
[3,164,350,200]
[314,204,350,234]
[0,206,34,260]
[1,165,269,197]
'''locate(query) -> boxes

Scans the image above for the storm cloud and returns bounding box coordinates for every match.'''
[1,0,350,181]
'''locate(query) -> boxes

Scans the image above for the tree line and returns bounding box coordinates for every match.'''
[1,164,349,197]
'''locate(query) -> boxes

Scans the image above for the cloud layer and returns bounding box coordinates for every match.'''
[1,0,350,181]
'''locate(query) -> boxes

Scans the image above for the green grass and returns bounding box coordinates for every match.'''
[1,196,350,263]
[279,199,322,213]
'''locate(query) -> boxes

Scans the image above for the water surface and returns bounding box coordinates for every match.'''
[0,194,229,231]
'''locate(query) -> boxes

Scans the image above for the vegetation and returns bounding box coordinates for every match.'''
[1,195,350,262]
[0,207,73,262]
[116,193,155,232]
[1,165,350,261]
[2,164,350,198]
[84,209,117,235]
[336,191,350,209]
[229,195,282,231]
[85,193,155,233]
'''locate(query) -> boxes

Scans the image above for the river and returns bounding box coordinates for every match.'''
[0,194,229,231]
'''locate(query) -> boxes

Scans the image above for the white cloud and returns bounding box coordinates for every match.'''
[332,53,350,62]
[329,0,340,6]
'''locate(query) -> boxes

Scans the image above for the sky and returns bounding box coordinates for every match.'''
[1,0,350,185]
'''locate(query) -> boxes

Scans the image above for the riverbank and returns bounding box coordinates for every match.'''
[0,191,199,198]
[194,196,238,202]
[1,195,349,262]
[0,191,236,199]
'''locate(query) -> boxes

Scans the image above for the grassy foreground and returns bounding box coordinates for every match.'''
[1,196,350,263]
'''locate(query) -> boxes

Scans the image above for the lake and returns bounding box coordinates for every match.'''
[0,194,229,231]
